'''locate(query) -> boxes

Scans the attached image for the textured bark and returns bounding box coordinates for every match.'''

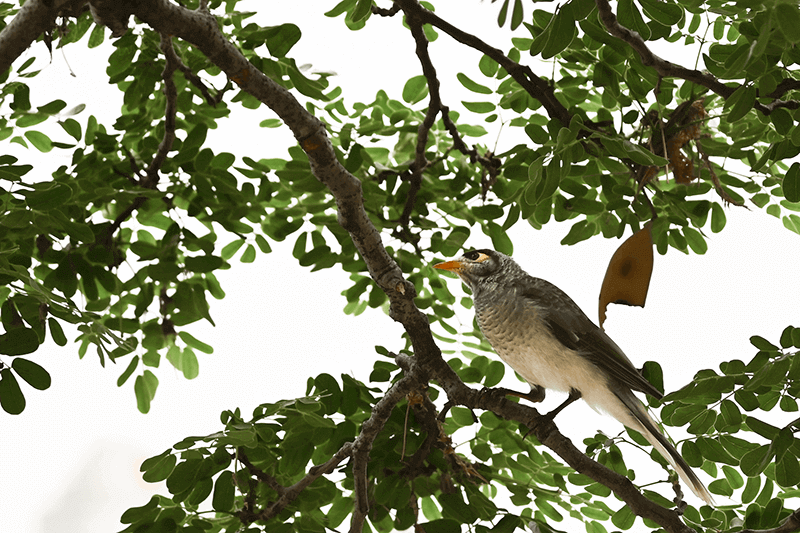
[0,0,81,75]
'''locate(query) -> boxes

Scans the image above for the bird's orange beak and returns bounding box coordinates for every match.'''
[433,260,464,272]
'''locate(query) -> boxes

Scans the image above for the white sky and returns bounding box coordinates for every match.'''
[1,2,798,531]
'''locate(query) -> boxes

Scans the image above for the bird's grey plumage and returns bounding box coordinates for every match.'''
[435,249,713,505]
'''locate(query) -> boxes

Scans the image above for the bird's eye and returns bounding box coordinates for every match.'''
[464,250,491,262]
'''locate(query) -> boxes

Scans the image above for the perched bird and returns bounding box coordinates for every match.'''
[434,249,713,505]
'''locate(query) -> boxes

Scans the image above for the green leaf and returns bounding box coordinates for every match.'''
[117,356,139,387]
[88,23,105,48]
[11,358,51,390]
[783,163,800,203]
[16,113,48,127]
[24,130,52,152]
[541,7,576,59]
[776,2,800,43]
[462,101,496,113]
[638,0,682,25]
[120,495,159,525]
[457,73,492,94]
[618,0,651,40]
[178,331,213,354]
[726,85,757,122]
[776,452,800,487]
[59,118,82,141]
[141,450,177,483]
[747,416,780,440]
[479,54,499,77]
[264,24,302,58]
[485,222,513,255]
[221,239,245,260]
[259,118,282,128]
[48,318,67,346]
[351,0,372,22]
[750,335,778,351]
[0,327,40,356]
[61,103,86,117]
[402,75,429,104]
[134,370,159,414]
[0,368,25,414]
[240,244,256,263]
[182,347,199,379]
[212,471,235,511]
[683,226,707,254]
[497,0,510,27]
[611,504,635,529]
[184,254,224,273]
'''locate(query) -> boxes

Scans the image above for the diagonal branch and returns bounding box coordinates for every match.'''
[398,0,573,127]
[426,353,698,533]
[238,442,355,524]
[594,0,799,116]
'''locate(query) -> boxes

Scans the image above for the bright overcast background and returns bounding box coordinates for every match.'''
[2,2,798,532]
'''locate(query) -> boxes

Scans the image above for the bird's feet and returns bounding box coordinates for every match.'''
[522,388,582,440]
[480,385,546,405]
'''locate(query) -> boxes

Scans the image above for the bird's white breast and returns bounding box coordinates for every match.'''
[476,297,640,429]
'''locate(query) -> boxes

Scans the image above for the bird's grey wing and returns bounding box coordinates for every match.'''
[520,280,663,399]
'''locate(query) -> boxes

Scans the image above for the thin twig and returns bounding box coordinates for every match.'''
[695,137,744,206]
[144,33,180,185]
[237,448,285,495]
[372,3,400,16]
[397,0,572,126]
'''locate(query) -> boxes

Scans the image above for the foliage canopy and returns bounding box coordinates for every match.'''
[1,0,800,532]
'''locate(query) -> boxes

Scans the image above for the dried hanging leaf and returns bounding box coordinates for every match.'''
[638,99,707,186]
[598,222,653,328]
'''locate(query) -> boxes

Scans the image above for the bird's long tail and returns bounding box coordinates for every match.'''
[616,390,714,505]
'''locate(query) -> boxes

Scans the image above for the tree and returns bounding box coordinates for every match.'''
[1,0,800,531]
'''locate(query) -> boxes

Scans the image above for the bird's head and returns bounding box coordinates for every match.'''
[434,249,520,295]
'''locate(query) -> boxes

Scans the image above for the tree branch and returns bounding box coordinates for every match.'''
[107,32,179,238]
[238,442,355,524]
[350,373,419,533]
[0,0,78,75]
[432,367,698,533]
[397,1,440,228]
[398,0,572,126]
[594,0,799,116]
[144,33,179,185]
[396,0,503,225]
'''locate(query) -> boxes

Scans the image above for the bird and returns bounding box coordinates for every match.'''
[434,248,713,505]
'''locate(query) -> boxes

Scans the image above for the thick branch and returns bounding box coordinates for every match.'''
[594,0,799,116]
[0,0,79,75]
